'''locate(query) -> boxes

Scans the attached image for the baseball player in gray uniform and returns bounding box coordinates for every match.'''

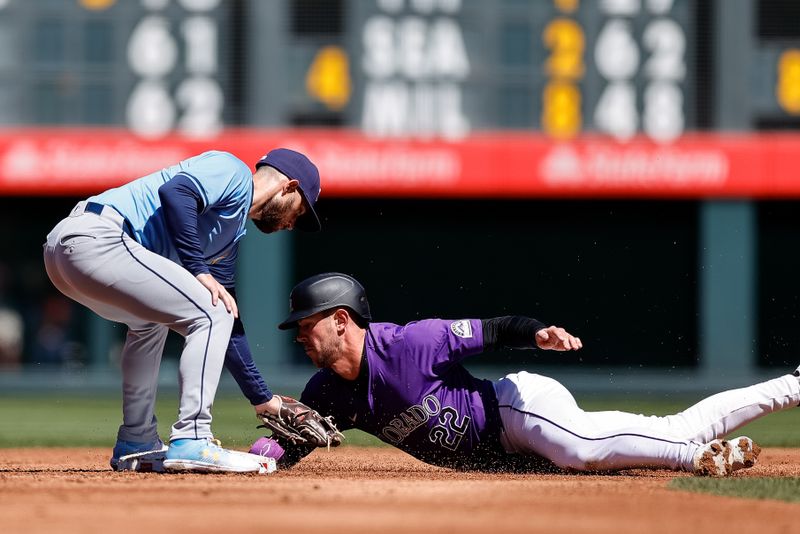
[43,148,322,473]
[250,273,800,476]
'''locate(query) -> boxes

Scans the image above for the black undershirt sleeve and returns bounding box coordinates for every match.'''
[481,316,547,351]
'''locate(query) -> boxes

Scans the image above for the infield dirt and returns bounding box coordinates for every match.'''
[1,447,798,534]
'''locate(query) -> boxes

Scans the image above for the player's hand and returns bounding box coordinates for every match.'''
[254,396,282,416]
[535,326,582,351]
[196,273,239,318]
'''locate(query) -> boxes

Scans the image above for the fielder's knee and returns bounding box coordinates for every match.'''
[190,303,234,335]
[208,304,235,331]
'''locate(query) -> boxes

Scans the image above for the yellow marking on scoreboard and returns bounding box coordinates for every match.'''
[543,18,585,80]
[542,16,585,140]
[306,46,351,111]
[554,0,579,14]
[777,49,800,115]
[79,0,115,10]
[542,81,582,139]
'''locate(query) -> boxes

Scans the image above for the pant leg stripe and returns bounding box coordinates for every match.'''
[120,231,211,440]
[498,404,687,446]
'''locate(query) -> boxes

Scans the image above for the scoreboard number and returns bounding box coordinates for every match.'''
[126,0,223,138]
[542,9,585,140]
[777,49,800,115]
[592,0,686,142]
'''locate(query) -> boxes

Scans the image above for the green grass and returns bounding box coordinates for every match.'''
[3,393,799,448]
[0,394,384,448]
[2,393,799,450]
[669,477,800,503]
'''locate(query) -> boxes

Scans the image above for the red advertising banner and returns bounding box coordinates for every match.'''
[0,128,798,198]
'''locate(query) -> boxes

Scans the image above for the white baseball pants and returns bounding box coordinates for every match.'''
[494,371,800,472]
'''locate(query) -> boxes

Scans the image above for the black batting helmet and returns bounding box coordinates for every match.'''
[278,272,372,330]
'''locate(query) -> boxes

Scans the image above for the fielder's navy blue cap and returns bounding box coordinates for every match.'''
[256,148,321,232]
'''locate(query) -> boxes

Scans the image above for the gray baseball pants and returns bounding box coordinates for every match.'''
[43,201,234,443]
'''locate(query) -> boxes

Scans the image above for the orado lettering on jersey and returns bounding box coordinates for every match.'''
[381,395,472,452]
[381,394,441,445]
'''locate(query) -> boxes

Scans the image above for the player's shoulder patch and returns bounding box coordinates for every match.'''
[450,319,473,339]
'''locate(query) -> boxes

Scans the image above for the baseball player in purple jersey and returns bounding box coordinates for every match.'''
[43,148,322,473]
[250,272,800,476]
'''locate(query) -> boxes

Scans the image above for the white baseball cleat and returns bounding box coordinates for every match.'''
[693,439,731,477]
[692,436,760,477]
[163,437,275,474]
[727,436,761,472]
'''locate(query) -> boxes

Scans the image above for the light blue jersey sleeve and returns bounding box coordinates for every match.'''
[90,150,254,263]
[176,151,253,212]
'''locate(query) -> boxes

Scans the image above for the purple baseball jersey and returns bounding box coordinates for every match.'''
[300,319,507,468]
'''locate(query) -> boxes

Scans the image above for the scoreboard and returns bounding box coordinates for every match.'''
[293,0,798,138]
[349,0,695,142]
[0,0,798,196]
[0,0,235,137]
[0,0,797,135]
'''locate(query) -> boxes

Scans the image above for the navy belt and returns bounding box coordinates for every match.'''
[85,201,106,216]
[85,202,136,240]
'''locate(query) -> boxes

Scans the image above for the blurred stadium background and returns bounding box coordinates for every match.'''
[1,0,800,408]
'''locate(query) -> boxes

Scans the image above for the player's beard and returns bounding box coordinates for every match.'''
[315,335,343,369]
[314,322,344,369]
[253,196,293,233]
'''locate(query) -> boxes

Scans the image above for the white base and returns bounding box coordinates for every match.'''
[163,452,276,474]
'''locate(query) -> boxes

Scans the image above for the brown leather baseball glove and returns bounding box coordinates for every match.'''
[256,395,345,448]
